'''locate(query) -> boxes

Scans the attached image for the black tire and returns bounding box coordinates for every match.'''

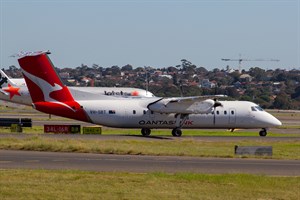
[259,129,267,137]
[172,128,182,137]
[141,128,151,136]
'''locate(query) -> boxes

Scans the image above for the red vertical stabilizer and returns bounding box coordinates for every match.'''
[18,52,90,123]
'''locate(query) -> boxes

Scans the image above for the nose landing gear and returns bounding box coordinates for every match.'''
[259,128,267,137]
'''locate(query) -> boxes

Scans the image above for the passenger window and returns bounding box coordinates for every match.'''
[109,110,116,114]
[216,111,219,115]
[224,111,227,115]
[143,110,146,115]
[231,110,234,115]
[133,110,136,114]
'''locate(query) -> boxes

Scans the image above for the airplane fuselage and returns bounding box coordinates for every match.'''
[79,99,281,130]
[0,86,155,106]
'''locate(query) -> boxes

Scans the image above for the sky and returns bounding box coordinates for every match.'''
[0,0,299,71]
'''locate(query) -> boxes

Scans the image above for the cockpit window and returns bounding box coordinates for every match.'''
[251,106,257,111]
[255,106,264,111]
[251,106,264,111]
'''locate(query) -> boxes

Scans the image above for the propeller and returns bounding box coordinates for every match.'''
[213,98,222,108]
[212,98,222,125]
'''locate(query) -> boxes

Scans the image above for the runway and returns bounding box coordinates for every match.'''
[0,150,299,176]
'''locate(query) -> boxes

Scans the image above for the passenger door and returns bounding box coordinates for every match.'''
[229,108,236,124]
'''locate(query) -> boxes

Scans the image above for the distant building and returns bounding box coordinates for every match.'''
[239,74,253,82]
[59,72,70,79]
[159,74,173,79]
[199,79,216,88]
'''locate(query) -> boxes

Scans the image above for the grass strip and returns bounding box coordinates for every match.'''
[0,136,299,159]
[1,126,299,136]
[0,169,299,200]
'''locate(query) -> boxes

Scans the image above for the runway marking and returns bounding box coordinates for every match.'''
[0,161,12,164]
[52,159,67,162]
[24,160,39,163]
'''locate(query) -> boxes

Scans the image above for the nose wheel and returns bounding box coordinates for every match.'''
[259,128,267,137]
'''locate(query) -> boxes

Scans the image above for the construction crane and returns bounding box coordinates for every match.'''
[221,54,279,71]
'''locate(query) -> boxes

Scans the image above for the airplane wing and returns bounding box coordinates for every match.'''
[0,89,9,95]
[0,69,17,87]
[148,95,224,114]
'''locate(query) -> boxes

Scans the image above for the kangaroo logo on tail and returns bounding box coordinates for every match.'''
[17,51,91,123]
[21,69,76,112]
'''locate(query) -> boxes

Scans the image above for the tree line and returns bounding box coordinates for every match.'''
[4,59,300,110]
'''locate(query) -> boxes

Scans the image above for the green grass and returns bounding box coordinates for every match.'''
[0,136,299,159]
[101,128,300,137]
[1,126,299,136]
[0,169,299,200]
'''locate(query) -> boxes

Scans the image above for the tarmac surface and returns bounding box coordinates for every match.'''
[1,150,299,176]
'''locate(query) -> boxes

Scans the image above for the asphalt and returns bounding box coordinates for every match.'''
[0,150,299,176]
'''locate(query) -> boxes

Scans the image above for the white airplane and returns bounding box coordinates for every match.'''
[15,51,282,137]
[0,69,155,106]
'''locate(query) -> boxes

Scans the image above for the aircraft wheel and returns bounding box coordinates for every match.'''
[259,129,267,137]
[141,128,151,136]
[172,128,182,137]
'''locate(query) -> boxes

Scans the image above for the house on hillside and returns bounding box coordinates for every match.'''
[199,79,216,88]
[239,74,253,82]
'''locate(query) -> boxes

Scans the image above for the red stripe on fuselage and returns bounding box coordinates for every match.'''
[34,101,90,122]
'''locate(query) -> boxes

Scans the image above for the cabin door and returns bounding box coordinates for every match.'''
[229,108,236,124]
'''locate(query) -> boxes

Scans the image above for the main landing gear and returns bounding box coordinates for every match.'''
[141,128,151,136]
[259,128,267,137]
[171,114,188,137]
[172,128,182,137]
[141,114,188,137]
[140,128,183,137]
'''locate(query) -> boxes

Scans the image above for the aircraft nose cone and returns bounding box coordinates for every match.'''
[272,117,282,126]
[255,112,282,127]
[267,114,282,127]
